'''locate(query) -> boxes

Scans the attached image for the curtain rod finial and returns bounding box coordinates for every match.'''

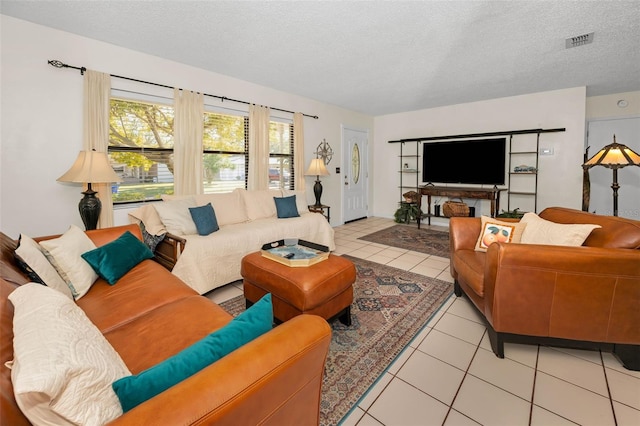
[48,59,66,69]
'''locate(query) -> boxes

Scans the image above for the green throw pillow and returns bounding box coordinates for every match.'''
[112,293,273,412]
[81,231,154,285]
[274,195,300,218]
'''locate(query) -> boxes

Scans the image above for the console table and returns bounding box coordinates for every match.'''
[418,186,503,228]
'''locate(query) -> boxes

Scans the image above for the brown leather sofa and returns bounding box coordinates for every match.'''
[449,207,640,370]
[1,224,332,425]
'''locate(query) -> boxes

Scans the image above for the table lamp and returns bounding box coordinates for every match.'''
[305,158,329,207]
[57,150,122,230]
[582,134,640,216]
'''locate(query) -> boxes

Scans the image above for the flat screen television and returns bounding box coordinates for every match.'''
[422,138,506,185]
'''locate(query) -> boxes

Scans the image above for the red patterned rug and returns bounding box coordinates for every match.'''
[219,255,453,425]
[358,224,450,258]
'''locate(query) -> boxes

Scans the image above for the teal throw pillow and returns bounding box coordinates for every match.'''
[81,231,153,285]
[188,203,219,236]
[274,195,300,218]
[112,293,273,412]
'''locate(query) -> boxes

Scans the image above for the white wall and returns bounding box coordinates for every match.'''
[373,87,587,222]
[586,91,640,120]
[0,15,373,237]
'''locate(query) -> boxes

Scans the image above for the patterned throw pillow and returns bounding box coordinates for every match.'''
[39,225,98,300]
[474,216,527,252]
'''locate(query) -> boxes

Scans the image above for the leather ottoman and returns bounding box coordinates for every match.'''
[241,251,356,325]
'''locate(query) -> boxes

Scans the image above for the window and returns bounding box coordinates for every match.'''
[268,120,294,190]
[108,97,295,203]
[109,98,175,203]
[202,111,248,194]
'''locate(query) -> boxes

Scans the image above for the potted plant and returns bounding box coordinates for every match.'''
[394,202,423,224]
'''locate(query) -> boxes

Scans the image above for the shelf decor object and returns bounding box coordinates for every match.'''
[57,150,122,230]
[305,157,330,207]
[582,134,640,216]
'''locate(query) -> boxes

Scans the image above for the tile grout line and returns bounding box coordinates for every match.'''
[600,350,619,426]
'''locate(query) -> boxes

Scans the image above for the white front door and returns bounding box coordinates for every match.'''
[342,126,368,222]
[587,117,640,219]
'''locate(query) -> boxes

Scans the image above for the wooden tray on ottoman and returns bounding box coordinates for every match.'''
[260,239,329,267]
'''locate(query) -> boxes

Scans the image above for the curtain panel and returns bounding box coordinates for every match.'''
[83,70,112,228]
[248,104,271,190]
[173,89,204,196]
[293,112,305,190]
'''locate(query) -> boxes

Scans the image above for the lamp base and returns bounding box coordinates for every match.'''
[313,178,323,207]
[79,187,101,230]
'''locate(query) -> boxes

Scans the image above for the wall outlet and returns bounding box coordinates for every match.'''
[539,147,554,156]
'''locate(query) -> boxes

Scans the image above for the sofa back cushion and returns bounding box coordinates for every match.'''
[283,189,310,214]
[237,189,282,221]
[195,190,248,226]
[539,207,640,249]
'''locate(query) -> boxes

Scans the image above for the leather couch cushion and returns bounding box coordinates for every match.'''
[112,294,272,412]
[102,295,232,374]
[76,260,197,333]
[452,250,486,297]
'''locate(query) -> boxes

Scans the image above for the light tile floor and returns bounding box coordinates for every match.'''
[206,217,640,426]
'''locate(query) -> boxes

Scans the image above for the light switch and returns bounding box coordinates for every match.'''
[539,147,554,156]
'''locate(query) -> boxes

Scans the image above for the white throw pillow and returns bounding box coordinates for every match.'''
[39,225,98,300]
[282,189,310,213]
[519,212,601,246]
[153,197,198,235]
[8,283,131,425]
[14,235,74,299]
[195,190,249,226]
[239,189,282,221]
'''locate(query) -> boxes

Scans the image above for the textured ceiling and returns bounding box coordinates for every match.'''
[2,0,639,116]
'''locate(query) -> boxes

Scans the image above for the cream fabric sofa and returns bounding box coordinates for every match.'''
[130,188,335,294]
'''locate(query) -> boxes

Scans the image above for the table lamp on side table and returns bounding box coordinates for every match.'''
[57,150,122,230]
[305,158,329,207]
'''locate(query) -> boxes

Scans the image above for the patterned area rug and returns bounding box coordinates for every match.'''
[219,255,453,426]
[358,224,450,258]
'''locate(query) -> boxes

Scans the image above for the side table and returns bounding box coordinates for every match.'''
[308,204,330,222]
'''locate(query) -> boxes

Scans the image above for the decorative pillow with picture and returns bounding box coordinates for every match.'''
[474,216,527,252]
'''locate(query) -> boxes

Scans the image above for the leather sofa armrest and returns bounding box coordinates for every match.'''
[449,217,481,276]
[154,233,187,271]
[108,314,332,426]
[483,242,640,342]
[449,217,481,251]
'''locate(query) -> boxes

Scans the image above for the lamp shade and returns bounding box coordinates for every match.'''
[57,151,122,183]
[583,135,640,170]
[305,158,329,176]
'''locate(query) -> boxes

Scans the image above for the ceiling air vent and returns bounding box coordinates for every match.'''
[566,32,594,48]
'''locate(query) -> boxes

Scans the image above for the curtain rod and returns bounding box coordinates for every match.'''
[388,128,566,143]
[48,59,319,119]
